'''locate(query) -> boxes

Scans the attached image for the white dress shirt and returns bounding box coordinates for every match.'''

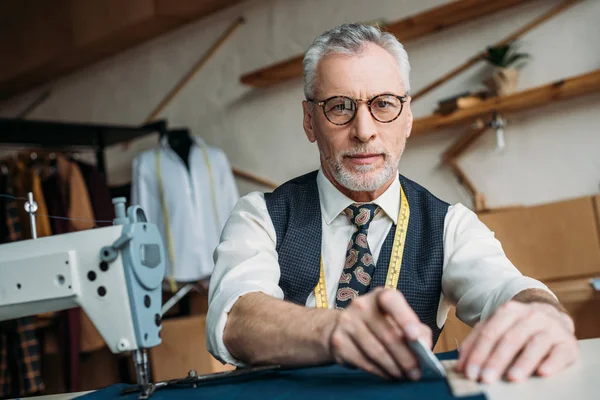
[207,169,553,365]
[132,136,239,282]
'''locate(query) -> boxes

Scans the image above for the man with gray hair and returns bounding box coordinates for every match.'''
[207,24,578,384]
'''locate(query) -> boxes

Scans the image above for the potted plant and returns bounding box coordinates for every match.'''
[483,41,530,96]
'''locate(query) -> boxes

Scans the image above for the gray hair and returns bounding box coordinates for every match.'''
[302,23,411,100]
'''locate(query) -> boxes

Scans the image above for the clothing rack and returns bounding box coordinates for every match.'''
[0,118,158,175]
[0,117,279,190]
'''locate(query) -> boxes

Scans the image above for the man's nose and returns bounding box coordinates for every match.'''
[351,103,377,142]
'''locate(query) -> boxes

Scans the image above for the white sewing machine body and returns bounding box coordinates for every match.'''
[0,198,165,396]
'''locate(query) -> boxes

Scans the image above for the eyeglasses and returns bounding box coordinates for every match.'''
[307,93,408,125]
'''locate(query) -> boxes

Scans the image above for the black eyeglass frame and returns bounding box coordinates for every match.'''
[306,93,409,125]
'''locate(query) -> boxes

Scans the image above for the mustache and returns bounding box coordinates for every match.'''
[337,145,388,158]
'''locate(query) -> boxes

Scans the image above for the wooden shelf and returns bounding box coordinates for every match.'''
[240,0,534,88]
[411,69,600,135]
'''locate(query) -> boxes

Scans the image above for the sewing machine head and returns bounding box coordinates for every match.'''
[0,197,165,397]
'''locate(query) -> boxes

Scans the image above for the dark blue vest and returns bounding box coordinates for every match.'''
[264,171,449,345]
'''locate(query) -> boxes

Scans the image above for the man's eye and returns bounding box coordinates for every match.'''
[328,103,350,113]
[374,101,391,109]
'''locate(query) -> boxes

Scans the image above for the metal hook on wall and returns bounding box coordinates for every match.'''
[490,112,507,151]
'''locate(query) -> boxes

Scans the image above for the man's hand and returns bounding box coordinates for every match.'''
[456,301,578,383]
[326,288,432,381]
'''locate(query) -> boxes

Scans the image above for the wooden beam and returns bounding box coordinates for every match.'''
[443,125,489,211]
[412,69,600,135]
[145,17,245,123]
[240,55,304,89]
[240,0,534,88]
[384,0,533,42]
[442,123,488,162]
[232,167,278,189]
[411,0,582,101]
[446,159,487,210]
[154,0,243,21]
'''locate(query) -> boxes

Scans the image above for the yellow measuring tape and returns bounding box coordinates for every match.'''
[155,150,178,293]
[155,141,220,293]
[314,185,410,309]
[199,144,221,231]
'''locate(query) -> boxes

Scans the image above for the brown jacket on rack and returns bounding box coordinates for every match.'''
[76,161,115,227]
[0,170,44,399]
[42,156,105,393]
[56,156,95,231]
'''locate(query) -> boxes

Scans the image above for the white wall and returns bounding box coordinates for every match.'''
[1,0,599,209]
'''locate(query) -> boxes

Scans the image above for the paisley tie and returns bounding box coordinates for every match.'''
[334,203,379,309]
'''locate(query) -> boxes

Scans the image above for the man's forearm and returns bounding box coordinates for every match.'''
[223,292,339,366]
[512,288,574,332]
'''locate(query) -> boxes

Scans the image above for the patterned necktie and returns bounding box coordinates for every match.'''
[335,203,379,309]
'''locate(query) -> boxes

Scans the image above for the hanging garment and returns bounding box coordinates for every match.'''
[41,155,97,233]
[0,171,10,243]
[0,172,44,399]
[76,161,115,227]
[132,136,239,283]
[41,156,102,393]
[56,156,95,231]
[71,161,112,353]
[42,174,69,235]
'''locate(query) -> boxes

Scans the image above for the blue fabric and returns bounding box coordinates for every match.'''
[77,351,485,400]
[265,171,449,345]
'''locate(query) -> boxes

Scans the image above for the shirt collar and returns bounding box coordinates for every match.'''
[159,134,206,149]
[158,134,206,162]
[317,168,400,226]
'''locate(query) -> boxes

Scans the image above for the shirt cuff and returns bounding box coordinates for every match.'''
[480,276,557,321]
[206,288,281,367]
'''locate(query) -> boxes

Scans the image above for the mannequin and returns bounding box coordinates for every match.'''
[166,129,193,171]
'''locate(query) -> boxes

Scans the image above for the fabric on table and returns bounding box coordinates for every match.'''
[78,351,485,400]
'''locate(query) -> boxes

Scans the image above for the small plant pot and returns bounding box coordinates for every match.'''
[484,67,520,96]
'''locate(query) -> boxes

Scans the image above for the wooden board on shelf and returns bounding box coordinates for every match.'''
[240,0,534,88]
[478,196,600,282]
[594,195,600,235]
[412,69,600,135]
[546,277,600,340]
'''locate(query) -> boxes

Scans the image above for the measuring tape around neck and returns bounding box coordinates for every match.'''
[314,185,410,309]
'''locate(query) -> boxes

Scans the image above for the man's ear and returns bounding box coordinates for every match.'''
[303,101,317,143]
[404,97,413,139]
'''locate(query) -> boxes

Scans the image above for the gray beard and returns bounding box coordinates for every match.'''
[320,144,402,192]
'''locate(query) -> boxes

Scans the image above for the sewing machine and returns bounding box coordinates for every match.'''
[0,197,165,399]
